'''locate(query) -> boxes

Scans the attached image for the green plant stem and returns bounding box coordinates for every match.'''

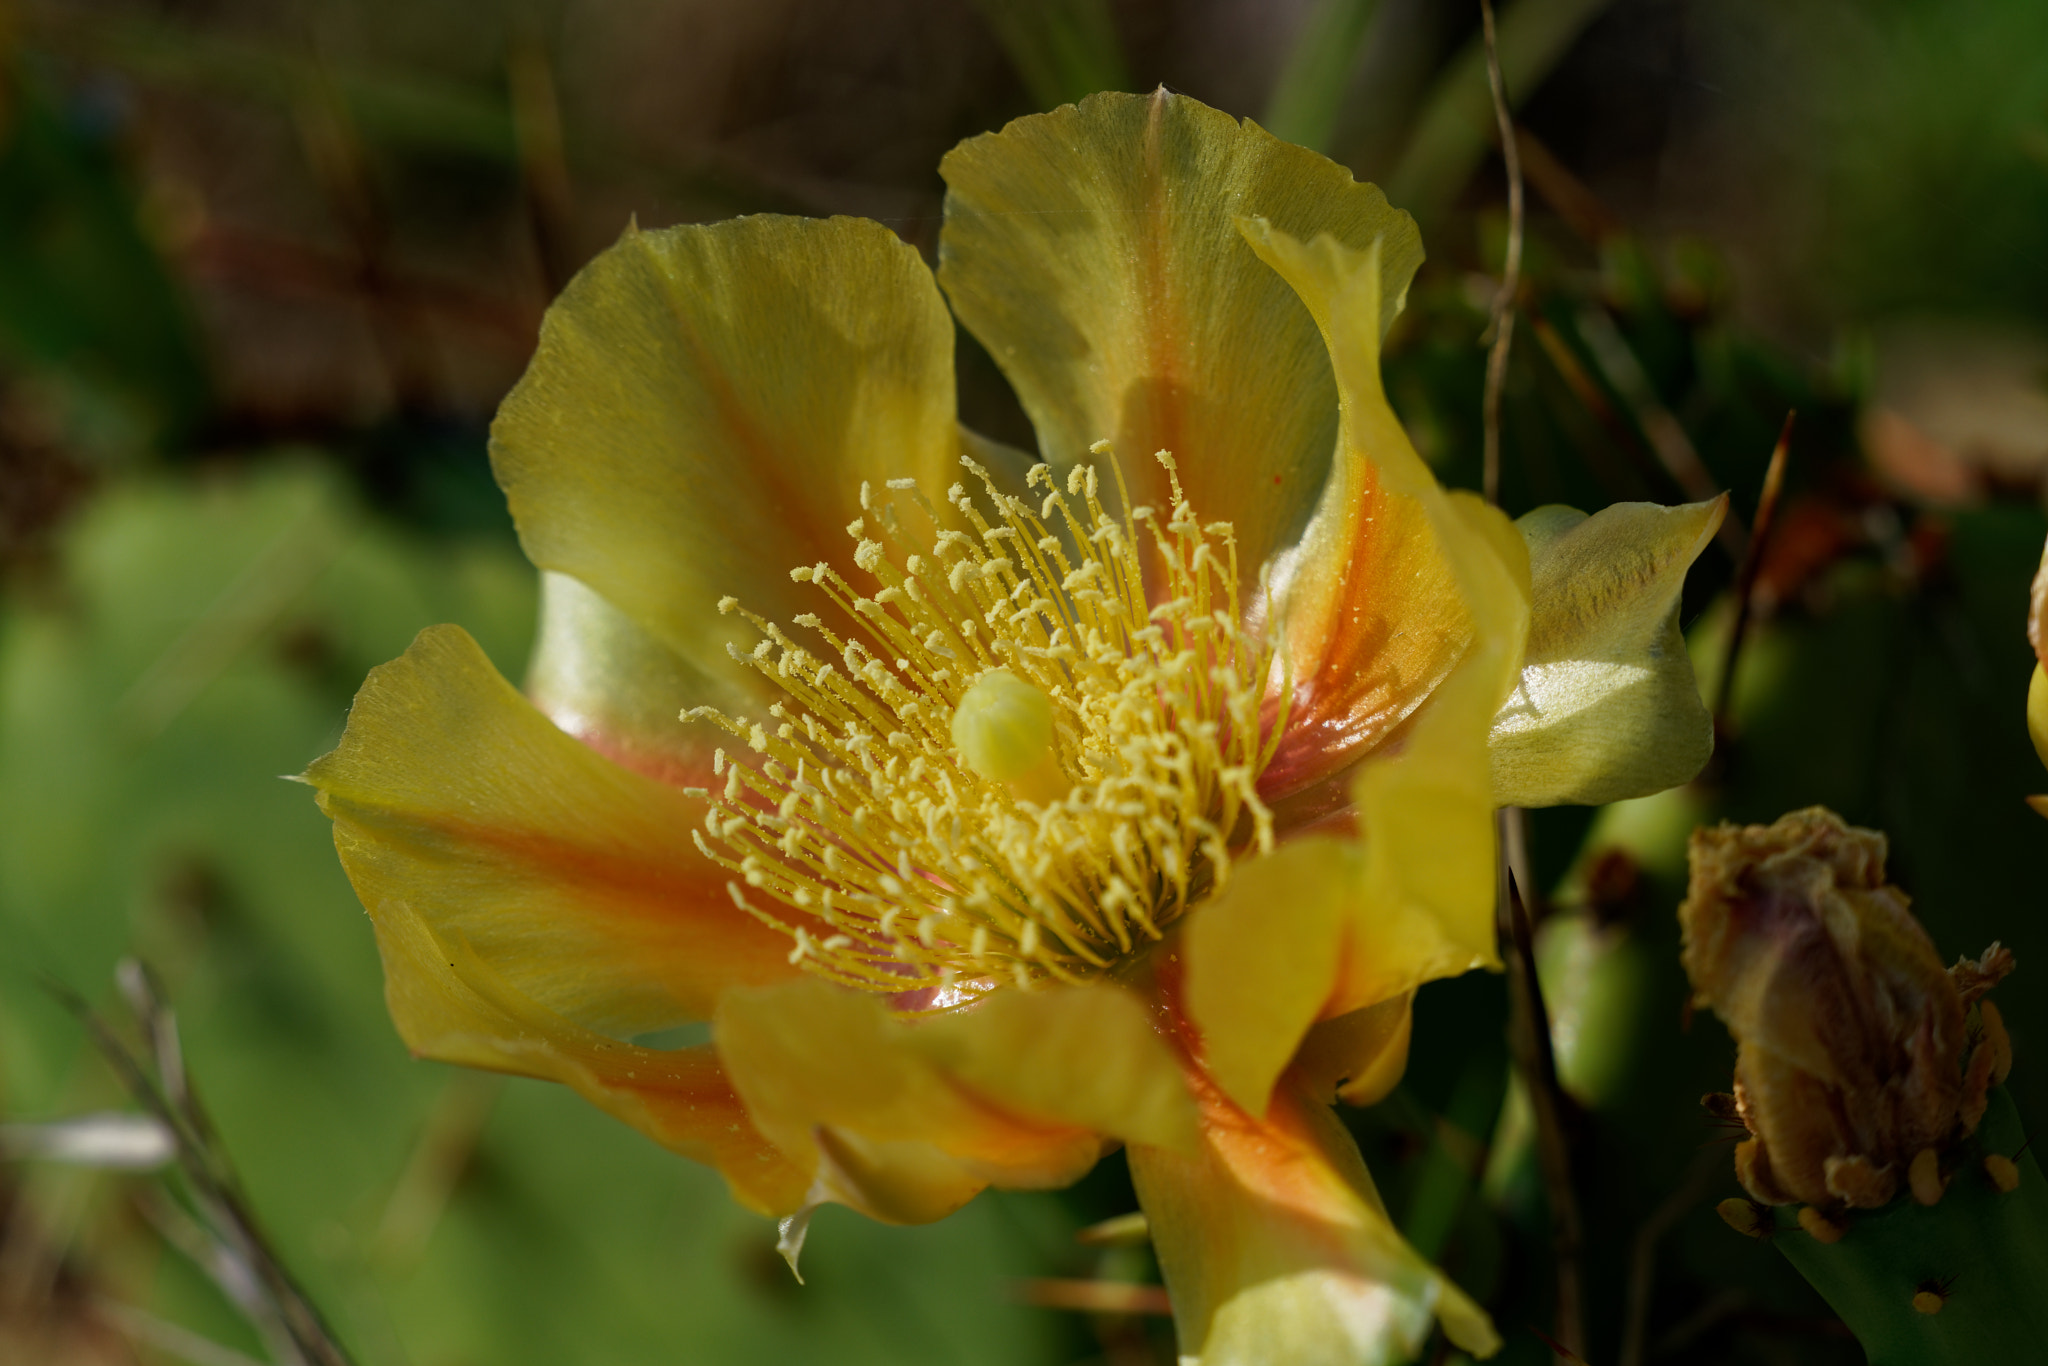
[1381,0,1620,222]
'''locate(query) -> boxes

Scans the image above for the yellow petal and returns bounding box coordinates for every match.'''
[1344,488,1522,1015]
[920,984,1198,1153]
[938,89,1423,582]
[1347,625,1510,1002]
[525,571,739,785]
[307,625,798,1036]
[1489,498,1727,806]
[2030,663,2048,773]
[491,215,959,705]
[715,977,1194,1223]
[1239,221,1529,807]
[1258,476,1470,807]
[1128,1073,1499,1365]
[1188,225,1525,1116]
[1185,837,1356,1116]
[1294,993,1415,1108]
[365,872,807,1216]
[1192,674,1505,1120]
[1248,225,1526,934]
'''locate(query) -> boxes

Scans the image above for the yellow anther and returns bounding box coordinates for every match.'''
[1797,1207,1845,1243]
[1909,1148,1947,1206]
[951,670,1055,782]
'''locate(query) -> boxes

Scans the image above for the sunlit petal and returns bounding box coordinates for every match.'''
[938,89,1422,581]
[1489,498,1727,806]
[1187,835,1431,1118]
[1244,222,1527,928]
[525,570,738,785]
[1185,225,1523,1117]
[1238,221,1528,806]
[307,625,798,1036]
[492,215,960,705]
[1129,1071,1499,1365]
[1185,838,1356,1117]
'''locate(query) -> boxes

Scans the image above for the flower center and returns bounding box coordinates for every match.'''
[685,446,1283,1002]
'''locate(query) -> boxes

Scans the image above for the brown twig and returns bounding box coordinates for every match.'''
[1528,1324,1591,1364]
[1011,1278,1173,1315]
[291,47,440,412]
[1499,874,1584,1362]
[1512,125,1620,245]
[1478,54,1563,1351]
[1574,306,1747,559]
[373,1073,501,1270]
[1479,0,1524,508]
[1529,315,1677,501]
[52,967,357,1366]
[1712,412,1795,730]
[1618,1148,1724,1366]
[507,24,580,296]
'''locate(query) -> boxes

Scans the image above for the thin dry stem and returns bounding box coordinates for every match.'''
[1713,412,1796,730]
[1619,1149,1724,1366]
[1479,0,1523,508]
[1500,871,1584,1362]
[54,965,358,1366]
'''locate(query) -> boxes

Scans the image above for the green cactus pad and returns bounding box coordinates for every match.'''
[1766,1087,2048,1365]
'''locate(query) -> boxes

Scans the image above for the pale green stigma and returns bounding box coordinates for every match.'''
[950,668,1054,782]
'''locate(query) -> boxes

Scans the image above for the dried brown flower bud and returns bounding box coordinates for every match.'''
[1680,807,2014,1210]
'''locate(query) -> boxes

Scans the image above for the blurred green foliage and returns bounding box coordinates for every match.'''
[0,67,209,451]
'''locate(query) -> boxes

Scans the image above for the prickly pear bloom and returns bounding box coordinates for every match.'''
[1681,807,2014,1211]
[309,91,1725,1364]
[2028,535,2047,815]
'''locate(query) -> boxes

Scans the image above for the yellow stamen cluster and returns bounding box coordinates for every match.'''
[683,445,1283,1002]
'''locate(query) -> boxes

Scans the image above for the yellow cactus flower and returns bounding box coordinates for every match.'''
[2028,534,2047,815]
[307,91,1725,1364]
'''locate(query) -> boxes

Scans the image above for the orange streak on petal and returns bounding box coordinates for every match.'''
[1135,966,1498,1359]
[1262,466,1471,807]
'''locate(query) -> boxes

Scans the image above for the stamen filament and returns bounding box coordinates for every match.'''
[686,447,1281,1002]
